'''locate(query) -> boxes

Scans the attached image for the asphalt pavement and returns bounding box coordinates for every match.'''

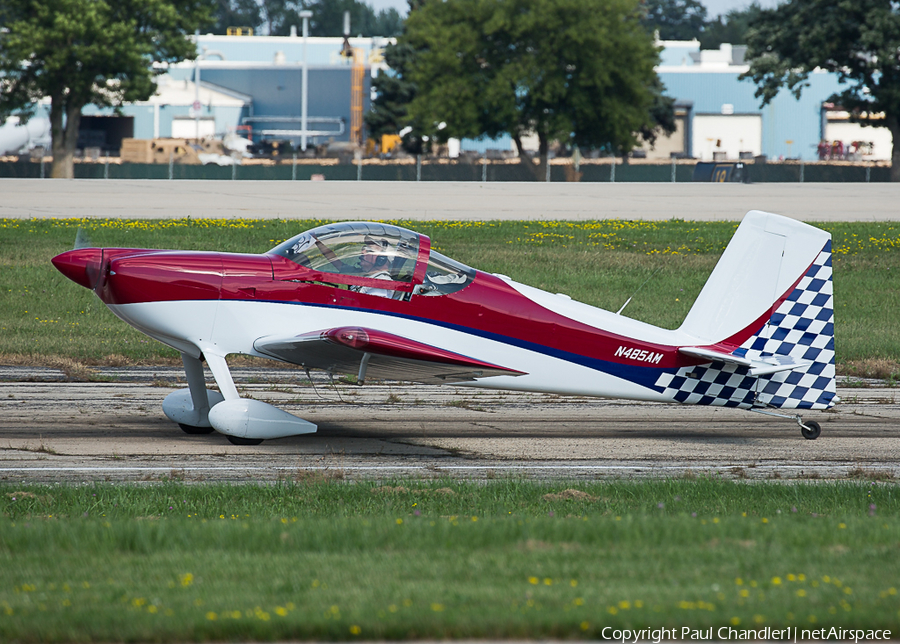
[4,179,900,221]
[2,180,897,483]
[1,367,896,483]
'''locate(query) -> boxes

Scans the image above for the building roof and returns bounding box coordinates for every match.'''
[656,39,700,67]
[193,34,394,67]
[142,74,252,107]
[657,43,748,72]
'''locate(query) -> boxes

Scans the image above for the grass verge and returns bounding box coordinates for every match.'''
[1,217,898,373]
[1,479,898,641]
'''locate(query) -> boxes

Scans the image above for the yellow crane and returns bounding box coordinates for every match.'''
[340,11,367,146]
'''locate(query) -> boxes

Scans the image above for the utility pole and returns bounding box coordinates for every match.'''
[299,10,312,152]
[194,46,203,141]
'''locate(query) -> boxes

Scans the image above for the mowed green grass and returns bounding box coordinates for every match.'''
[1,218,898,370]
[1,479,898,642]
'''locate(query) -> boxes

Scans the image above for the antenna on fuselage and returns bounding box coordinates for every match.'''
[616,265,665,316]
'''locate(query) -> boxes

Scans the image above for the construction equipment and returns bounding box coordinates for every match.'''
[340,11,367,147]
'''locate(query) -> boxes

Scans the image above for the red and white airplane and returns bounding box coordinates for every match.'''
[52,211,836,445]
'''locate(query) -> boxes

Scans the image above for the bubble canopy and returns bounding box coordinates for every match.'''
[269,222,475,296]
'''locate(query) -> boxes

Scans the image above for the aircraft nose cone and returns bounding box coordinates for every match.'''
[52,248,103,290]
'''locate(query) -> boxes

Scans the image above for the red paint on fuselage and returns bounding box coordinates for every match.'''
[101,251,225,305]
[221,254,274,301]
[51,248,163,291]
[54,247,750,373]
[260,261,686,370]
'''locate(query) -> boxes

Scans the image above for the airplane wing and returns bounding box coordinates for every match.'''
[678,346,811,377]
[253,326,527,385]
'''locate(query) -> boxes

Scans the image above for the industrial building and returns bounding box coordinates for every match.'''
[3,33,891,163]
[39,34,386,156]
[650,40,891,162]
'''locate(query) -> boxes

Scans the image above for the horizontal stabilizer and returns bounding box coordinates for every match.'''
[254,326,526,385]
[678,346,811,377]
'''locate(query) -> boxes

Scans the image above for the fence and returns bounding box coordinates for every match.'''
[0,158,891,182]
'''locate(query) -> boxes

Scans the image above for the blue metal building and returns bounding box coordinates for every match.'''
[656,41,847,161]
[33,35,384,152]
[20,34,873,162]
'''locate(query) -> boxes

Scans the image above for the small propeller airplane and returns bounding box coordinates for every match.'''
[52,210,836,445]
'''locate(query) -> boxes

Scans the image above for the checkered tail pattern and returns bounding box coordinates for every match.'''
[655,241,835,410]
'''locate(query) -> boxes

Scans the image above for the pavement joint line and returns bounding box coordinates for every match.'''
[0,464,884,473]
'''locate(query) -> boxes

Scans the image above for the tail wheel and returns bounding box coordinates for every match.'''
[800,421,821,440]
[227,435,264,446]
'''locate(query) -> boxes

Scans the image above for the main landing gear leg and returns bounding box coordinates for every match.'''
[162,352,224,434]
[196,350,316,446]
[179,353,216,434]
[202,353,263,445]
[203,353,240,401]
[748,407,821,440]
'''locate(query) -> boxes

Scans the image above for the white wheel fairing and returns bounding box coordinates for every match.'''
[208,399,317,439]
[162,389,225,427]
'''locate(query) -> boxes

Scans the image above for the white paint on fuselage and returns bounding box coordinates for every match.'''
[504,278,705,347]
[109,298,675,402]
[106,299,214,358]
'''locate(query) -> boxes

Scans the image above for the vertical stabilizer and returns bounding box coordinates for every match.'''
[679,211,829,345]
[659,212,836,410]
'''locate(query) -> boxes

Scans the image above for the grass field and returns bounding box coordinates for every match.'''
[1,217,898,377]
[1,479,898,642]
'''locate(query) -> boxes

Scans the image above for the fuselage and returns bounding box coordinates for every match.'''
[53,246,715,402]
[50,213,839,445]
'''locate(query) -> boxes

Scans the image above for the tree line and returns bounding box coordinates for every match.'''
[2,0,900,180]
[212,0,403,37]
[210,0,761,49]
[641,0,763,49]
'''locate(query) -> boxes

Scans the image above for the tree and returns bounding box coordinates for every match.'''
[699,3,762,49]
[306,0,402,37]
[366,0,429,155]
[402,0,673,177]
[257,0,300,37]
[212,0,263,34]
[371,9,404,38]
[741,0,900,180]
[265,0,403,37]
[641,77,677,149]
[212,1,405,41]
[641,0,708,41]
[366,42,428,155]
[0,0,212,178]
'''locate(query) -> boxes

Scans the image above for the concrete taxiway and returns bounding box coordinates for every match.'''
[1,367,896,483]
[2,180,897,483]
[3,179,900,221]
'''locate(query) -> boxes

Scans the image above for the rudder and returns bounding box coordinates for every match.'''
[745,239,835,409]
[658,212,836,410]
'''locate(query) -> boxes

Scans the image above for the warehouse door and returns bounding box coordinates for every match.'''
[78,116,134,154]
[692,115,761,161]
[824,110,892,160]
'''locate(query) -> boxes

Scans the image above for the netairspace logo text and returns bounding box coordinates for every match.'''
[600,627,892,644]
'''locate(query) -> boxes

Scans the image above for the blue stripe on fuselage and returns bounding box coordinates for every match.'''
[252,298,672,392]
